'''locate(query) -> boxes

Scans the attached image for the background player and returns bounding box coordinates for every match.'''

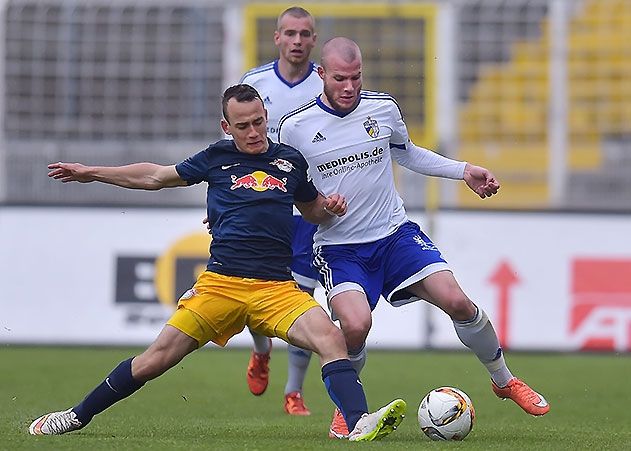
[237,6,322,416]
[29,84,406,442]
[279,37,550,438]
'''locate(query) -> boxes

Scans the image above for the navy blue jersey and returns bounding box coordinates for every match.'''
[176,139,319,281]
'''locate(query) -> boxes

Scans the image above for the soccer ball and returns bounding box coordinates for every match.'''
[417,386,475,441]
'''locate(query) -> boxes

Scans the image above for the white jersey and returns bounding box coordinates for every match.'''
[279,91,411,246]
[240,60,322,141]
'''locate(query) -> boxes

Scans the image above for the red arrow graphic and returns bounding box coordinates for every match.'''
[488,260,520,348]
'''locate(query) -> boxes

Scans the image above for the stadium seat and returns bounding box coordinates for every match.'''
[456,0,630,208]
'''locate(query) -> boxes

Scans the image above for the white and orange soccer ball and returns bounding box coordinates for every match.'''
[418,386,475,441]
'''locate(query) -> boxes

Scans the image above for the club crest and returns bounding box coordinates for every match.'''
[363,116,379,138]
[270,158,294,173]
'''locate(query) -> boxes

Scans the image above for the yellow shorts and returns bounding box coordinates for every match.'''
[166,271,320,347]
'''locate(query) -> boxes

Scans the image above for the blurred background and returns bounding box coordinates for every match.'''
[1,0,629,352]
[2,0,630,209]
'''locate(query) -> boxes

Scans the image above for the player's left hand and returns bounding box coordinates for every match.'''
[324,193,347,217]
[463,163,500,199]
[202,217,211,234]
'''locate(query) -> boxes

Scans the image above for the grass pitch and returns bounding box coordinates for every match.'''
[1,346,629,450]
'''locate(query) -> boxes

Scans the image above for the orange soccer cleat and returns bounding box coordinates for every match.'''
[246,349,271,396]
[284,391,311,416]
[328,407,350,439]
[492,377,550,416]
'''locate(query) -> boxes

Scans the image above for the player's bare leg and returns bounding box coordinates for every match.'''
[408,270,550,416]
[29,325,197,435]
[287,306,405,441]
[283,284,314,415]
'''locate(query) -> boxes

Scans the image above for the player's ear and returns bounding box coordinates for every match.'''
[221,119,231,135]
[273,30,281,46]
[317,65,325,80]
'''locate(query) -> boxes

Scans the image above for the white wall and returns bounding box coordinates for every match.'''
[1,207,630,351]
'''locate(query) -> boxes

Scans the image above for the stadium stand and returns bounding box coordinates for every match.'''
[0,0,629,210]
[4,0,223,205]
[456,0,630,209]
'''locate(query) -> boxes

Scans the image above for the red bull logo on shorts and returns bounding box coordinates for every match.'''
[230,170,287,192]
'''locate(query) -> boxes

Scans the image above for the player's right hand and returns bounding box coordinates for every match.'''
[47,162,93,183]
[324,193,347,217]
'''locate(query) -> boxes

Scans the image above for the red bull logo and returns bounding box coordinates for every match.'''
[230,170,287,192]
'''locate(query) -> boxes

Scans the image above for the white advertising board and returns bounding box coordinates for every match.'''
[430,211,631,352]
[1,207,629,352]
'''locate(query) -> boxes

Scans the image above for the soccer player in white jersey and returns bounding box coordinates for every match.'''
[237,6,322,416]
[278,37,550,439]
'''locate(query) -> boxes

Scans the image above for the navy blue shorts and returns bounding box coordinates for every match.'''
[313,221,450,310]
[290,215,319,289]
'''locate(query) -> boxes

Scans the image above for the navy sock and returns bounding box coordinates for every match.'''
[72,357,145,424]
[321,359,368,431]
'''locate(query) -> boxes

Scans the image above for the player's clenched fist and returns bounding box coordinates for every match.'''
[324,193,347,217]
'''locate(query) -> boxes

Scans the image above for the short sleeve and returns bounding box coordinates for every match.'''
[292,152,318,203]
[175,145,212,185]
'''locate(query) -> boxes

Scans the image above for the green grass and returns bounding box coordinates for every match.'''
[1,346,630,450]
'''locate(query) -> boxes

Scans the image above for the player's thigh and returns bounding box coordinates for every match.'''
[408,270,462,302]
[247,279,321,344]
[313,244,382,310]
[286,306,347,364]
[409,270,474,318]
[133,324,198,380]
[382,222,450,302]
[168,271,248,347]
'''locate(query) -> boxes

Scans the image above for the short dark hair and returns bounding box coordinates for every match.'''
[277,6,313,30]
[222,84,263,123]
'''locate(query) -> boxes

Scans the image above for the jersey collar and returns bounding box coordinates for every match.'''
[273,60,315,88]
[230,138,276,154]
[315,94,361,118]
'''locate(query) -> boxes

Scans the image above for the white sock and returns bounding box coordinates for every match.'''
[284,345,312,394]
[348,344,367,376]
[453,307,513,387]
[249,328,271,354]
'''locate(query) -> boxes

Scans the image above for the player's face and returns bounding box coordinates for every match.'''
[221,98,269,155]
[319,56,362,113]
[274,15,316,66]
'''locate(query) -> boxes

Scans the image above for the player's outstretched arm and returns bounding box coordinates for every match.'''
[463,163,500,199]
[295,193,347,224]
[47,162,187,190]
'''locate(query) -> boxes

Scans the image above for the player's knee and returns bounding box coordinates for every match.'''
[340,317,371,351]
[311,324,347,359]
[443,296,476,321]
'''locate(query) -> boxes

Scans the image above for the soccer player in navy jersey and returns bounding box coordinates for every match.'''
[237,6,322,415]
[29,84,406,441]
[278,37,550,438]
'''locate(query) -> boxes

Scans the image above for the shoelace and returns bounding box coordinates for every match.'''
[248,354,269,377]
[287,396,305,410]
[47,412,81,434]
[348,413,372,439]
[330,410,350,437]
[511,380,539,403]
